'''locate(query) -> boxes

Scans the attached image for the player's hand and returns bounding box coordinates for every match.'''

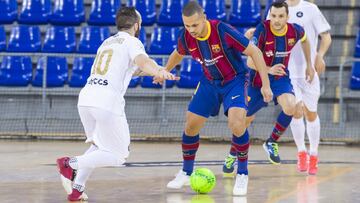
[155,69,179,81]
[314,54,326,75]
[153,75,165,85]
[245,28,256,39]
[261,85,273,103]
[268,64,287,76]
[306,66,315,83]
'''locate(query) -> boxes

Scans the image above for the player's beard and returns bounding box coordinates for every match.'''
[135,27,140,38]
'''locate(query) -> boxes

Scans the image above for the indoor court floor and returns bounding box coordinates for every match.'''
[0,140,359,203]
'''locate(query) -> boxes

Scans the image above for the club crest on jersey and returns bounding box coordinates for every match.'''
[211,44,221,53]
[288,38,296,46]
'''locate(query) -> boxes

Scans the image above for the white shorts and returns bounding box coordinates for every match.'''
[78,106,130,159]
[291,73,320,112]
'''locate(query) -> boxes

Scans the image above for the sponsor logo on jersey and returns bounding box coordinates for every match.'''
[189,47,197,52]
[275,51,292,57]
[87,78,108,86]
[211,44,221,53]
[265,50,274,57]
[265,41,274,45]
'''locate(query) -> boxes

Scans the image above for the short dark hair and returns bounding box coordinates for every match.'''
[115,7,140,31]
[270,0,289,15]
[182,1,204,17]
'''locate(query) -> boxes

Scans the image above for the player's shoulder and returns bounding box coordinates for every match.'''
[300,1,320,12]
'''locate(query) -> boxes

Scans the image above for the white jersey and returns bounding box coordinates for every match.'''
[78,31,147,116]
[287,0,331,78]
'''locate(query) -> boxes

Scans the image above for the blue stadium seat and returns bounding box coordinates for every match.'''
[0,27,6,51]
[0,0,17,24]
[7,25,41,52]
[51,0,85,25]
[18,0,51,24]
[141,58,176,88]
[43,26,76,53]
[264,0,275,20]
[198,0,226,21]
[355,30,360,57]
[128,76,141,88]
[32,57,68,87]
[69,57,94,87]
[0,56,32,86]
[350,62,360,90]
[139,28,147,49]
[78,26,110,54]
[158,0,189,26]
[127,0,156,26]
[148,26,179,54]
[229,0,261,26]
[177,59,202,88]
[88,0,121,25]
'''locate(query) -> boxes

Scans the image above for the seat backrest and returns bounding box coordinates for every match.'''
[139,28,147,48]
[51,0,85,25]
[19,0,51,24]
[355,30,360,57]
[229,0,261,26]
[350,62,360,90]
[158,0,189,26]
[33,56,68,87]
[88,0,121,25]
[127,0,156,26]
[0,56,32,86]
[0,26,6,51]
[148,26,179,54]
[43,26,76,53]
[8,25,41,52]
[78,26,110,53]
[0,0,17,24]
[69,57,94,87]
[198,0,226,21]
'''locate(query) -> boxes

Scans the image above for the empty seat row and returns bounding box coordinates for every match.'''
[0,25,179,54]
[0,56,203,88]
[0,0,262,27]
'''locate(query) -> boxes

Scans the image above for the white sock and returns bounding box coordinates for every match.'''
[290,117,307,152]
[72,144,98,188]
[306,116,320,156]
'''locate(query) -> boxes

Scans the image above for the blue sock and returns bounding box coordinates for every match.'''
[182,132,199,176]
[232,130,250,175]
[269,111,292,142]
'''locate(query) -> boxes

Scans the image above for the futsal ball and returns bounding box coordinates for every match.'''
[190,168,216,194]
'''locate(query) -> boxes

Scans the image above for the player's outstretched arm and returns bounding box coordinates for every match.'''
[153,49,184,85]
[301,38,315,83]
[134,54,179,81]
[315,31,332,75]
[243,44,273,102]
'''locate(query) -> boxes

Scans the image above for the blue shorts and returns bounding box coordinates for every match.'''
[247,76,294,116]
[188,75,249,118]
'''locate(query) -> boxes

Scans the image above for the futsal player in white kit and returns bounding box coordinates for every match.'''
[285,0,332,175]
[56,7,178,201]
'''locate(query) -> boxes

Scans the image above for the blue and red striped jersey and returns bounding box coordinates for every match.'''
[177,20,250,83]
[251,20,306,87]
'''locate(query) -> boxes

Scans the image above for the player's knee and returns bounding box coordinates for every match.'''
[283,102,296,116]
[245,116,255,128]
[293,105,303,119]
[185,122,201,136]
[228,120,246,136]
[305,111,318,122]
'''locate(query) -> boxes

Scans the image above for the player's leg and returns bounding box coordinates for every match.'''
[302,74,321,175]
[289,78,308,172]
[56,106,95,200]
[223,85,265,177]
[66,108,129,200]
[264,92,296,164]
[167,79,216,189]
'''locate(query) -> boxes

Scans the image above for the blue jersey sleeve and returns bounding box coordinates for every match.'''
[176,28,189,55]
[252,23,266,50]
[293,23,306,42]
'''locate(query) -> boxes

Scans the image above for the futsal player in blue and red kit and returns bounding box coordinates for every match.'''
[153,1,272,196]
[222,0,315,173]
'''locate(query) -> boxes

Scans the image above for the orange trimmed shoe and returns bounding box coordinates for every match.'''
[308,155,318,175]
[297,151,308,172]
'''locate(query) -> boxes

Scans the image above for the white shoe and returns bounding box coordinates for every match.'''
[60,175,89,201]
[233,174,248,196]
[167,170,190,189]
